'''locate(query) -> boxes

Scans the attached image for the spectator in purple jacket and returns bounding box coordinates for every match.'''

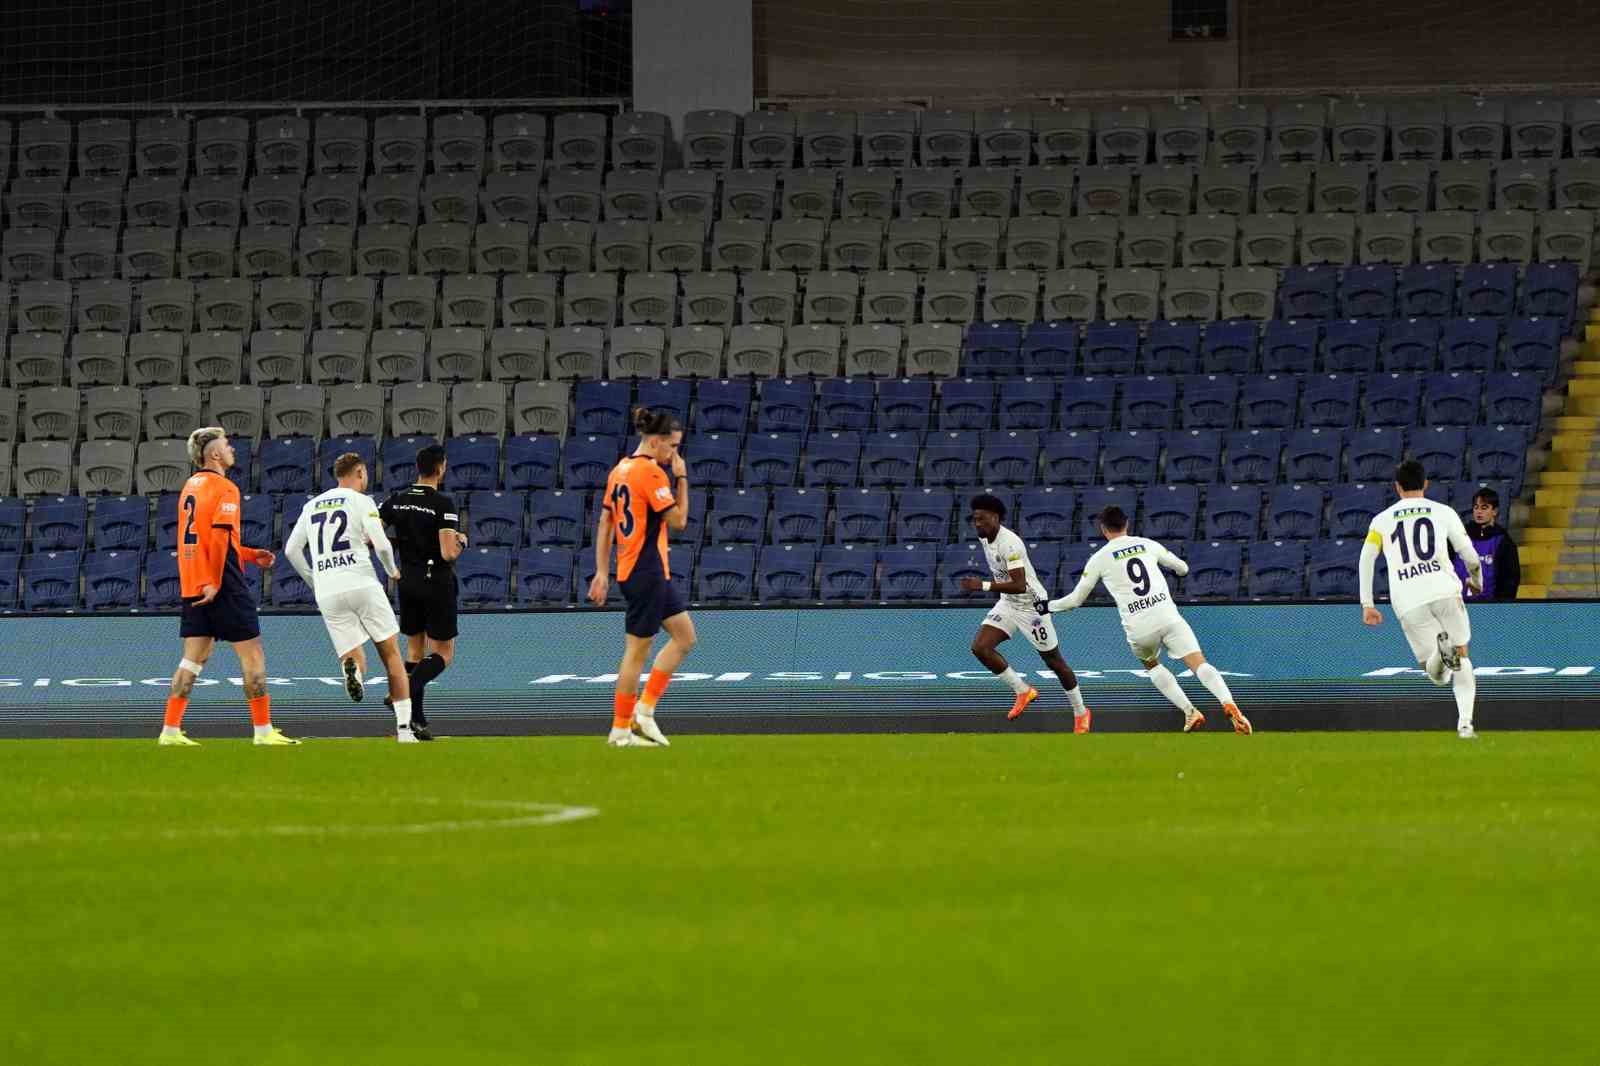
[1453,488,1521,600]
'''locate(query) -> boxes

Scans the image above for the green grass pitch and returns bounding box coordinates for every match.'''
[3,732,1597,1066]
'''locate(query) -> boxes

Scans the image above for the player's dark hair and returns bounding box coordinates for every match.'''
[1473,487,1500,510]
[332,452,366,479]
[415,444,446,477]
[1394,459,1426,491]
[1097,505,1128,532]
[633,406,681,437]
[970,493,1006,520]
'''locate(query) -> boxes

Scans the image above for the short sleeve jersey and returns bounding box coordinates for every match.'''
[379,484,459,582]
[984,526,1048,610]
[1364,497,1476,614]
[1081,536,1184,633]
[177,470,251,601]
[602,456,676,581]
[290,488,387,596]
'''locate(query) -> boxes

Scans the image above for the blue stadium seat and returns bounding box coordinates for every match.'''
[269,560,314,606]
[818,544,876,600]
[758,544,817,601]
[1178,374,1237,429]
[744,433,802,486]
[1165,429,1222,483]
[91,496,148,550]
[1222,430,1281,483]
[1484,372,1542,426]
[1143,321,1201,374]
[758,379,815,434]
[862,431,921,486]
[381,435,437,490]
[85,550,139,609]
[1081,321,1139,376]
[1240,375,1297,428]
[1102,432,1161,484]
[1328,484,1388,538]
[801,431,861,487]
[938,541,989,601]
[279,492,313,538]
[456,547,511,604]
[687,432,741,488]
[668,547,697,596]
[445,435,500,492]
[1078,487,1138,534]
[1299,371,1350,425]
[528,489,585,546]
[878,543,935,600]
[1308,539,1361,598]
[1121,376,1177,430]
[574,380,632,436]
[1204,485,1262,540]
[771,488,828,544]
[668,489,706,549]
[1361,374,1418,427]
[1504,317,1562,382]
[259,437,315,493]
[1397,264,1454,317]
[23,551,80,610]
[1380,318,1440,372]
[316,437,378,489]
[938,379,998,431]
[1448,481,1510,515]
[1278,266,1338,318]
[1143,485,1199,541]
[1246,540,1307,597]
[143,549,181,609]
[1025,540,1062,593]
[1199,321,1258,373]
[562,435,621,490]
[697,544,755,601]
[1059,377,1116,429]
[696,379,752,433]
[1262,319,1318,373]
[817,378,874,431]
[226,438,254,492]
[895,488,955,542]
[1019,487,1076,541]
[876,379,933,431]
[0,553,19,609]
[1266,485,1325,539]
[1021,321,1079,376]
[503,434,560,490]
[1184,541,1242,599]
[1059,540,1109,602]
[1284,430,1343,483]
[0,501,25,554]
[833,489,890,544]
[1440,317,1500,373]
[1519,262,1578,322]
[1412,426,1467,482]
[514,547,574,604]
[708,488,768,544]
[1321,320,1381,373]
[1041,430,1101,484]
[924,431,980,484]
[998,379,1055,431]
[1347,427,1405,481]
[963,321,1023,378]
[467,491,523,547]
[980,430,1040,485]
[1423,373,1482,426]
[239,494,272,548]
[1458,263,1517,317]
[636,379,692,426]
[32,496,88,552]
[1469,426,1529,487]
[1337,265,1397,318]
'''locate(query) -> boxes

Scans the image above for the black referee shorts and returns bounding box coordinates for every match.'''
[398,575,459,641]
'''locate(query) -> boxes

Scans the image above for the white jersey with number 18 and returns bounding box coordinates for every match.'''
[1363,497,1477,615]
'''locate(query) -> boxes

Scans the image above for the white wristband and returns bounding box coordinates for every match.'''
[982,581,992,592]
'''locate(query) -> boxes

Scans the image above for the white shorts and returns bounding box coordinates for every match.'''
[317,584,400,659]
[982,600,1059,653]
[1397,596,1472,663]
[1125,616,1202,663]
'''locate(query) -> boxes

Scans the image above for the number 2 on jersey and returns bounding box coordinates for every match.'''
[181,494,198,544]
[310,510,351,554]
[1126,557,1151,597]
[611,483,634,537]
[1389,517,1436,565]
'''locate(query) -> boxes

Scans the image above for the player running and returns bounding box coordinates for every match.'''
[1359,460,1484,739]
[284,452,420,743]
[958,494,1092,731]
[1048,506,1252,734]
[158,427,298,746]
[587,407,694,748]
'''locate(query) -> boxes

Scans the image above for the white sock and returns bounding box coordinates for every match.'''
[253,724,273,738]
[161,724,181,736]
[1194,663,1236,707]
[392,697,413,728]
[636,701,657,718]
[1063,685,1088,716]
[997,667,1030,696]
[1424,651,1451,687]
[1146,664,1196,713]
[1453,657,1476,730]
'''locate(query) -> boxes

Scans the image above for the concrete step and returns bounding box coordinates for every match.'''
[1554,415,1600,431]
[1522,526,1600,544]
[1576,360,1600,377]
[1568,377,1600,397]
[1546,448,1596,472]
[1535,471,1600,487]
[1529,563,1600,585]
[1517,584,1549,599]
[1569,396,1600,417]
[1544,584,1600,598]
[1550,430,1597,450]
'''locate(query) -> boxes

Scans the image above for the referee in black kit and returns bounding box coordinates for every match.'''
[379,444,466,739]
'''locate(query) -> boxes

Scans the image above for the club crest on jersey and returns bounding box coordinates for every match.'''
[218,502,237,514]
[655,486,673,502]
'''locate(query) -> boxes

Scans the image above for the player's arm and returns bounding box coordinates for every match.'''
[1156,544,1189,577]
[656,458,688,532]
[283,509,315,586]
[1048,560,1099,613]
[1359,524,1383,624]
[589,479,616,606]
[1445,510,1483,593]
[436,497,464,561]
[363,507,401,581]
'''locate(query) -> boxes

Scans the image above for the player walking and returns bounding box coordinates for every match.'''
[957,494,1092,731]
[158,427,298,746]
[1359,460,1484,738]
[284,453,419,742]
[1048,506,1252,734]
[587,407,694,748]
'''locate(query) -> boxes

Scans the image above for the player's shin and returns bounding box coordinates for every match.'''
[637,668,672,717]
[1145,664,1196,714]
[1453,658,1476,730]
[1193,663,1236,707]
[1424,649,1451,686]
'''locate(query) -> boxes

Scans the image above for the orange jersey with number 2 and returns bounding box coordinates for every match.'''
[602,456,676,581]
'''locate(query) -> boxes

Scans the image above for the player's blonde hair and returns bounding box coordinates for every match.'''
[186,426,227,467]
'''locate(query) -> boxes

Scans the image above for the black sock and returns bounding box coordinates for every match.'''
[412,653,447,689]
[405,659,420,676]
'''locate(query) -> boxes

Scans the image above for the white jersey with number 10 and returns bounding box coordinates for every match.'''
[1363,497,1477,615]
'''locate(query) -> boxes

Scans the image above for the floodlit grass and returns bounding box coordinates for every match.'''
[3,732,1596,1066]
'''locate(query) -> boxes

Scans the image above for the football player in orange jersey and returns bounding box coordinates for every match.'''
[158,427,298,746]
[588,407,695,747]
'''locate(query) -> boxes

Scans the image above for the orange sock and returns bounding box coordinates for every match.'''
[641,669,672,710]
[612,690,637,730]
[248,694,271,727]
[163,696,188,729]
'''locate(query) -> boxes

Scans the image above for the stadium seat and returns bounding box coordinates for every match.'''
[938,380,997,431]
[527,489,586,548]
[878,543,935,601]
[1300,373,1359,427]
[259,437,315,494]
[515,547,574,605]
[980,430,1040,486]
[1345,425,1404,481]
[1423,372,1482,426]
[1469,426,1529,488]
[1143,321,1200,375]
[1079,321,1138,376]
[1239,375,1296,429]
[1059,377,1115,430]
[758,544,818,602]
[1329,484,1388,539]
[1412,426,1468,482]
[1520,262,1579,322]
[91,496,149,551]
[689,380,749,434]
[963,321,1024,378]
[1247,540,1308,597]
[1379,318,1440,372]
[0,502,24,554]
[861,432,921,486]
[1504,317,1562,382]
[23,551,82,610]
[1282,429,1341,483]
[998,379,1055,431]
[143,549,181,609]
[756,379,814,435]
[801,432,861,488]
[77,440,135,495]
[1199,320,1258,374]
[1179,374,1237,430]
[1118,376,1176,430]
[709,489,768,545]
[1143,485,1199,541]
[562,435,620,491]
[1263,485,1324,541]
[85,549,139,609]
[1165,429,1222,483]
[771,488,828,545]
[1320,320,1381,373]
[666,325,725,379]
[815,543,874,601]
[1440,318,1500,373]
[466,492,524,548]
[698,544,756,602]
[1184,542,1242,599]
[502,435,560,492]
[1041,430,1101,485]
[1218,430,1279,485]
[1456,264,1515,318]
[687,433,740,488]
[1200,484,1261,540]
[744,433,802,487]
[455,548,511,606]
[816,378,875,432]
[574,381,631,438]
[1308,540,1362,599]
[1101,432,1161,484]
[923,432,980,484]
[32,496,89,552]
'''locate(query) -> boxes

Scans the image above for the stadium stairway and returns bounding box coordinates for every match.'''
[1522,307,1600,597]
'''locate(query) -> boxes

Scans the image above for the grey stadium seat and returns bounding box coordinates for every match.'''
[1006,217,1060,270]
[513,381,570,437]
[547,169,602,222]
[255,114,310,176]
[844,324,903,378]
[415,222,472,275]
[63,228,119,280]
[369,329,426,386]
[135,115,189,177]
[259,277,315,331]
[1096,104,1151,166]
[1508,97,1565,160]
[1537,209,1594,266]
[1062,216,1119,269]
[8,177,65,229]
[314,114,368,176]
[321,275,377,329]
[983,269,1039,322]
[1042,268,1099,321]
[769,218,825,271]
[308,328,369,385]
[978,107,1034,167]
[1496,164,1552,213]
[245,174,302,228]
[1162,267,1220,321]
[10,333,66,387]
[722,169,778,221]
[247,329,306,386]
[661,169,717,226]
[1121,214,1178,267]
[126,176,183,228]
[1076,167,1132,216]
[681,271,737,326]
[481,173,539,226]
[3,228,56,283]
[943,218,1001,271]
[193,116,249,176]
[78,440,135,495]
[536,221,594,273]
[1436,161,1492,212]
[1154,102,1209,165]
[1300,213,1357,266]
[389,382,445,437]
[1258,165,1312,214]
[622,272,677,326]
[491,112,547,173]
[1221,267,1278,319]
[16,441,74,495]
[682,110,738,170]
[502,273,559,328]
[784,324,843,377]
[1479,210,1535,264]
[186,175,242,227]
[1330,99,1386,163]
[0,387,16,443]
[206,385,266,441]
[800,111,856,168]
[608,326,667,379]
[441,274,497,328]
[76,279,132,333]
[960,167,1014,218]
[1239,214,1297,268]
[1182,214,1238,267]
[1103,268,1160,320]
[304,174,361,226]
[66,174,122,222]
[650,220,706,272]
[266,384,324,437]
[710,219,767,272]
[136,439,190,494]
[381,275,437,329]
[1270,98,1328,164]
[667,325,725,379]
[842,168,895,221]
[17,280,72,333]
[422,172,480,225]
[451,383,508,437]
[1418,212,1474,264]
[885,218,942,272]
[922,270,978,324]
[142,385,202,440]
[862,109,917,168]
[187,332,245,387]
[83,385,141,441]
[1359,212,1416,266]
[1314,163,1370,213]
[365,173,422,225]
[553,112,608,170]
[604,169,658,221]
[291,224,352,278]
[920,110,974,168]
[1376,162,1433,213]
[594,220,651,272]
[196,278,253,331]
[1555,160,1600,210]
[1019,166,1073,217]
[547,326,606,382]
[69,331,126,386]
[355,224,413,276]
[827,219,884,271]
[127,332,184,386]
[900,169,956,219]
[905,323,962,378]
[1390,98,1446,162]
[138,279,194,333]
[861,270,917,325]
[432,112,487,173]
[741,272,797,325]
[563,272,619,326]
[427,327,486,383]
[1196,165,1253,214]
[1137,165,1193,215]
[488,327,548,383]
[803,271,860,326]
[726,324,784,378]
[475,221,531,274]
[120,227,177,280]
